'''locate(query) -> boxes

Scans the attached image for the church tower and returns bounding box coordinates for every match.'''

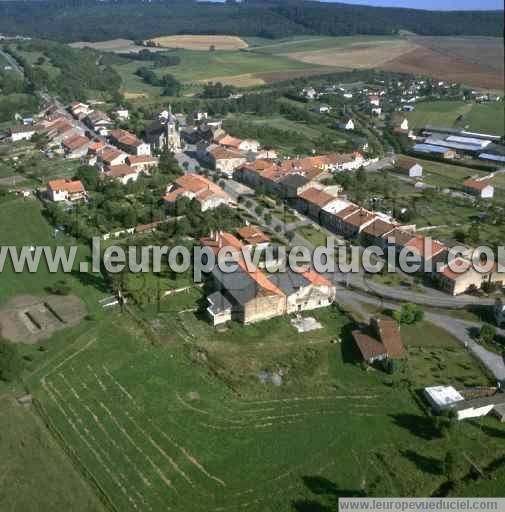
[164,104,181,152]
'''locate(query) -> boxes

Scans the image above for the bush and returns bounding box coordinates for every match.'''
[392,303,424,325]
[0,339,23,382]
[479,324,496,344]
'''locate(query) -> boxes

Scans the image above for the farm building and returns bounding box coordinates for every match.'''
[352,317,407,365]
[395,157,423,178]
[424,386,505,421]
[462,178,494,199]
[413,144,456,159]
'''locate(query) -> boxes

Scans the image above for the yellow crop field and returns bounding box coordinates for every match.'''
[149,35,249,51]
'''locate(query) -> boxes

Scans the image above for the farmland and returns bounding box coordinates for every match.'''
[405,100,505,136]
[383,36,504,92]
[149,35,249,51]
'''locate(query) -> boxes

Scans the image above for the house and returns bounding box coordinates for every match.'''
[42,118,82,145]
[201,231,336,325]
[47,179,86,202]
[319,198,355,233]
[98,147,128,169]
[297,187,338,221]
[369,95,380,106]
[312,104,331,114]
[236,225,270,250]
[339,208,377,238]
[396,156,423,178]
[62,134,90,159]
[462,178,494,199]
[126,155,159,173]
[352,317,407,365]
[327,152,365,172]
[301,87,317,100]
[371,107,382,116]
[277,174,312,199]
[84,110,112,135]
[436,258,505,296]
[105,164,140,185]
[361,219,396,249]
[69,101,91,117]
[218,134,260,154]
[193,111,208,122]
[403,235,447,271]
[9,124,37,142]
[110,128,151,156]
[206,145,247,177]
[112,106,129,120]
[163,174,231,212]
[338,119,355,131]
[424,386,505,421]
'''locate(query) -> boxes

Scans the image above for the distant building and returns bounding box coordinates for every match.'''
[110,128,151,156]
[236,225,270,250]
[413,144,456,159]
[205,145,247,177]
[338,119,355,131]
[113,106,129,120]
[145,106,181,152]
[9,124,37,142]
[105,165,140,185]
[62,134,90,159]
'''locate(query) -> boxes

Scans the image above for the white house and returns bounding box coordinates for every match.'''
[10,125,36,142]
[301,87,317,100]
[338,119,355,131]
[313,104,331,114]
[47,179,87,202]
[105,165,140,185]
[396,157,423,178]
[113,107,129,120]
[371,107,382,116]
[369,95,380,106]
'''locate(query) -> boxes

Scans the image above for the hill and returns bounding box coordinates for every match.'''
[0,0,502,42]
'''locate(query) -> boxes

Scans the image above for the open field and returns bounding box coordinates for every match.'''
[383,36,504,91]
[406,100,505,136]
[22,291,505,511]
[0,397,104,512]
[149,35,248,51]
[113,49,322,93]
[284,38,414,69]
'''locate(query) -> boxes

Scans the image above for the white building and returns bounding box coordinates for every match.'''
[338,119,355,131]
[10,125,36,142]
[113,107,129,120]
[463,178,494,199]
[301,87,317,100]
[47,179,87,202]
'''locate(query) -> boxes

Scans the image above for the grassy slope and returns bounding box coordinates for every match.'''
[406,100,505,136]
[0,397,104,512]
[113,49,321,88]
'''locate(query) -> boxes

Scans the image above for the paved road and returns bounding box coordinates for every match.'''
[334,287,505,381]
[0,48,24,75]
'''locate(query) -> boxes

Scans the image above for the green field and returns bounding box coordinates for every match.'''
[20,290,505,511]
[406,100,505,136]
[114,48,323,92]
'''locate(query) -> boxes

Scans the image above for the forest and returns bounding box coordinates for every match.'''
[0,0,501,42]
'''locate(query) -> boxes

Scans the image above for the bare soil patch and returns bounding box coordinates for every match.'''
[198,73,265,87]
[0,294,86,343]
[256,67,346,83]
[149,35,248,51]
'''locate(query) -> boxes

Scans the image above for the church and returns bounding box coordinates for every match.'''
[145,106,181,152]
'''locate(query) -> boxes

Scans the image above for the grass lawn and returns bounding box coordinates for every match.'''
[0,396,104,512]
[12,46,60,79]
[23,299,505,511]
[406,100,505,136]
[0,198,108,309]
[295,225,329,247]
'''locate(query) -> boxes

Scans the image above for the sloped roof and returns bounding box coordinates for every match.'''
[374,318,407,359]
[362,219,396,238]
[48,179,85,194]
[62,134,89,151]
[463,178,493,191]
[236,225,270,245]
[298,187,335,208]
[352,331,387,361]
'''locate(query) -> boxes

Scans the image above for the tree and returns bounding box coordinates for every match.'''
[443,449,458,485]
[75,165,99,191]
[479,324,496,344]
[392,303,424,325]
[0,339,23,382]
[48,278,71,296]
[160,74,181,97]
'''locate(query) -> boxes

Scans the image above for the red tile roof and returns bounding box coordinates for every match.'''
[236,225,270,245]
[405,236,447,259]
[463,178,493,191]
[48,179,85,194]
[298,187,335,208]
